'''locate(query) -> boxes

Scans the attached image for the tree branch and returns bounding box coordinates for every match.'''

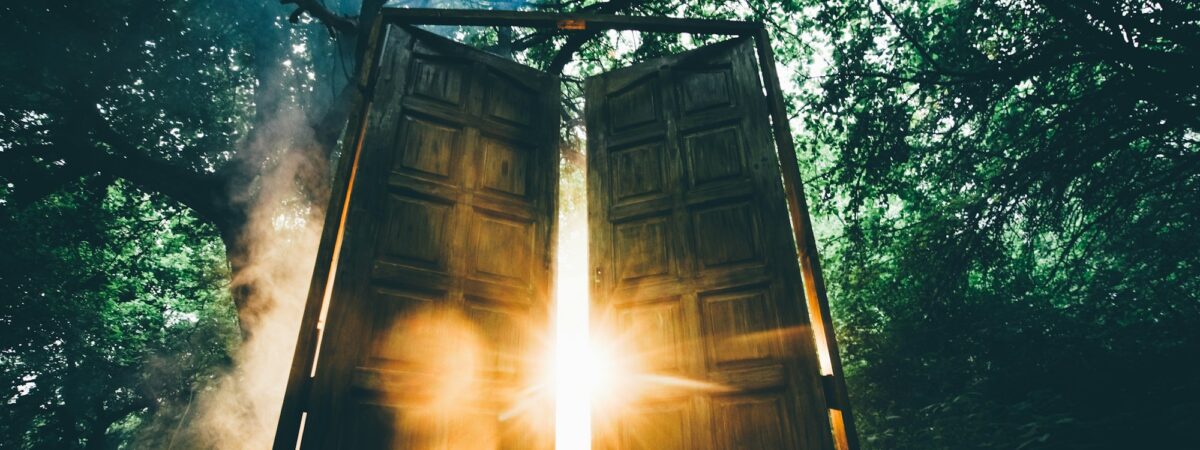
[280,0,357,35]
[547,0,640,74]
[0,144,94,207]
[72,107,240,234]
[872,0,965,76]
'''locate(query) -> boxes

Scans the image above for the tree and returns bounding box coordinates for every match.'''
[1,0,339,333]
[798,0,1200,447]
[0,180,240,449]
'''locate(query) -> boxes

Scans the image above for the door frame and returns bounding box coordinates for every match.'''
[275,9,858,450]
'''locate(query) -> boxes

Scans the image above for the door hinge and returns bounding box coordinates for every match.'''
[558,19,586,30]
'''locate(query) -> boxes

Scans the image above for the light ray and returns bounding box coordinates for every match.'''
[554,165,592,450]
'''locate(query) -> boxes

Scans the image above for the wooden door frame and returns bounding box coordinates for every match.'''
[276,8,858,450]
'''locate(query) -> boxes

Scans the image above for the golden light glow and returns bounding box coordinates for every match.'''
[367,306,559,449]
[552,196,594,450]
[548,202,735,449]
[548,157,735,449]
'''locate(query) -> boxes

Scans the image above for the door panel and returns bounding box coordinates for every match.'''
[298,25,558,449]
[586,38,833,450]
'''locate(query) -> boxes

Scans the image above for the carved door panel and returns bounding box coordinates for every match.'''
[586,38,834,449]
[296,25,558,449]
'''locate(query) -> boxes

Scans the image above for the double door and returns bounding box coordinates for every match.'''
[279,24,834,450]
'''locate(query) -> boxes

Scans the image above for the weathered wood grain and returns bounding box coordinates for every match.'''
[279,23,559,450]
[586,37,835,450]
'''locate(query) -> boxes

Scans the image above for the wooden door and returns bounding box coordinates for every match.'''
[586,37,834,450]
[292,25,558,449]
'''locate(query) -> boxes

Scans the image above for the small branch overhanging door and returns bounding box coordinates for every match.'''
[286,25,559,449]
[586,37,835,450]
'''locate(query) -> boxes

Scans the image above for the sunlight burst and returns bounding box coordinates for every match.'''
[553,204,594,450]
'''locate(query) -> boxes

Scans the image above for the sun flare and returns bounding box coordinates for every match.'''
[547,160,732,450]
[552,203,595,450]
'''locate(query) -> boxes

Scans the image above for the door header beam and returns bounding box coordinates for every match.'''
[380,7,762,35]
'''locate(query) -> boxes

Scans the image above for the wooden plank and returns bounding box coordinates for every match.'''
[273,15,390,450]
[380,7,761,35]
[754,27,860,450]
